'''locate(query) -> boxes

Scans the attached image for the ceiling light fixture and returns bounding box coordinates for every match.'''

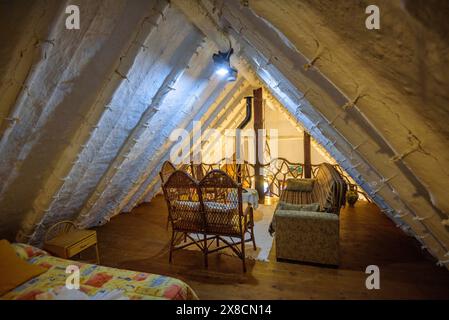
[213,48,238,82]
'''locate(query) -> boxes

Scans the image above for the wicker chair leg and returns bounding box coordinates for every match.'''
[251,227,257,250]
[249,207,256,250]
[241,237,246,273]
[203,233,208,268]
[169,230,175,263]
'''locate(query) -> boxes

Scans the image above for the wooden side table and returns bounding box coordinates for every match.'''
[44,229,100,264]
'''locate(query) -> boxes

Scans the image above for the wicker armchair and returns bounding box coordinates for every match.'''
[160,161,177,228]
[160,161,256,272]
[159,160,176,184]
[161,170,208,265]
[199,170,256,272]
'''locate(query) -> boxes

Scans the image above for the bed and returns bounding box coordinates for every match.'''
[1,243,198,300]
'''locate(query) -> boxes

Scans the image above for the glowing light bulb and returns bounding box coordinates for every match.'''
[216,67,229,76]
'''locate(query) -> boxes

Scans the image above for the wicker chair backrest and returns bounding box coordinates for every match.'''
[159,160,176,185]
[162,170,204,232]
[199,170,244,236]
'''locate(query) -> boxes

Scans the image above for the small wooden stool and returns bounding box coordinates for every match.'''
[44,221,100,264]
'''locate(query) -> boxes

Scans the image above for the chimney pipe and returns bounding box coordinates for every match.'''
[236,96,253,184]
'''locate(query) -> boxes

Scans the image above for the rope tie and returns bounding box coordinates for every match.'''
[352,162,363,169]
[328,110,344,125]
[352,140,368,151]
[309,120,321,132]
[372,175,397,194]
[413,214,435,221]
[327,139,338,147]
[391,145,420,162]
[342,93,364,111]
[437,259,449,267]
[418,233,430,240]
[394,211,409,219]
[303,45,322,71]
[3,117,20,123]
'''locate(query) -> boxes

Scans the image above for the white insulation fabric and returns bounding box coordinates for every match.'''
[0,0,448,269]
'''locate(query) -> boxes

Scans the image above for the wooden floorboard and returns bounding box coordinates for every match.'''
[95,195,449,299]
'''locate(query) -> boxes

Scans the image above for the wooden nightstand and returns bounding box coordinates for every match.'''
[44,229,100,264]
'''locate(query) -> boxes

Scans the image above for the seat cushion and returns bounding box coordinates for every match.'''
[172,200,201,211]
[203,202,244,235]
[270,203,323,235]
[203,201,237,213]
[277,202,320,212]
[170,201,203,231]
[0,240,47,295]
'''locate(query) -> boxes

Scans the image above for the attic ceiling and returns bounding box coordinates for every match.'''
[0,0,448,268]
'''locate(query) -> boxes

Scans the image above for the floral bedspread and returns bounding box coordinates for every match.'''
[2,243,198,300]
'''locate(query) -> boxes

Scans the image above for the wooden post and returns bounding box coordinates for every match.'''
[253,88,265,203]
[304,131,312,178]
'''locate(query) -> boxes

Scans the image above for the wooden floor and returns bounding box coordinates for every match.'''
[95,195,449,299]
